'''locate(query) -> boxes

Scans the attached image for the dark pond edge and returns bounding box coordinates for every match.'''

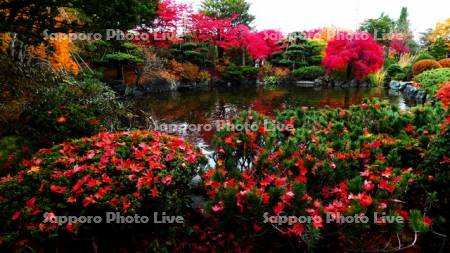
[389,80,434,104]
[108,77,377,96]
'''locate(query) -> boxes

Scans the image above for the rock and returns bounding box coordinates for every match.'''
[140,79,180,93]
[416,90,427,103]
[403,84,418,99]
[350,79,358,88]
[398,82,410,91]
[360,81,371,88]
[389,80,401,90]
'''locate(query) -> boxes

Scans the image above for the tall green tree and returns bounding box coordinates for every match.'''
[200,0,255,26]
[396,7,410,33]
[359,13,395,46]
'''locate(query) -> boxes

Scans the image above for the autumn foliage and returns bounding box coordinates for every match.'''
[0,131,206,246]
[412,59,442,76]
[438,58,450,68]
[322,32,384,80]
[49,36,79,75]
[436,82,450,108]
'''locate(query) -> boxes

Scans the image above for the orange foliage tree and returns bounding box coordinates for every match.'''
[49,35,79,75]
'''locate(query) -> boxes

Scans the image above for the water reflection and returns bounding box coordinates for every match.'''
[133,86,413,147]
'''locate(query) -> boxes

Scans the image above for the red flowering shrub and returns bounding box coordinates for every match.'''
[203,101,447,251]
[436,82,450,107]
[322,32,384,80]
[0,131,206,250]
[412,59,442,76]
[438,58,450,68]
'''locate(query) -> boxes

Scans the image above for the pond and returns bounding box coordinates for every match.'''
[132,86,413,161]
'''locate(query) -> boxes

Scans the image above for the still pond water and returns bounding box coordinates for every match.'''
[133,86,413,159]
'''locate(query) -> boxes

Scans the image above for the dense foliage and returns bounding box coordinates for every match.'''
[206,100,448,251]
[292,66,325,81]
[0,131,206,250]
[413,68,450,94]
[200,0,255,26]
[412,59,442,76]
[322,32,384,80]
[438,58,450,68]
[20,73,126,147]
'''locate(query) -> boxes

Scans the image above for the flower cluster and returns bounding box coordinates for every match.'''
[0,131,206,247]
[202,100,448,251]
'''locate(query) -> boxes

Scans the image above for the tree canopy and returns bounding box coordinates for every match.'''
[199,0,255,26]
[0,0,158,44]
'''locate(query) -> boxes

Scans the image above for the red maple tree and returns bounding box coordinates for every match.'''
[322,32,384,80]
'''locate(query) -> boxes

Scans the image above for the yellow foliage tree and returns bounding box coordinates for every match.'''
[0,33,12,54]
[49,35,79,75]
[428,18,450,50]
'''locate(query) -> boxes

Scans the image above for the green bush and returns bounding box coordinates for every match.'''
[292,66,325,80]
[386,64,401,76]
[206,100,447,251]
[263,76,280,89]
[414,52,435,62]
[222,64,258,82]
[0,136,31,175]
[21,72,126,146]
[413,68,450,94]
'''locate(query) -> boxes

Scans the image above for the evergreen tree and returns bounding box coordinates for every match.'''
[200,0,255,26]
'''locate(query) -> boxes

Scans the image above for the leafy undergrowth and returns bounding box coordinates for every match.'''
[204,100,449,252]
[0,130,206,252]
[0,101,449,252]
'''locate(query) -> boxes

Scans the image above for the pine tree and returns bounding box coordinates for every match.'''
[200,0,255,26]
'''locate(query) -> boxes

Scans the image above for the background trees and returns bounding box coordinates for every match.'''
[359,13,395,46]
[200,0,255,26]
[0,0,158,45]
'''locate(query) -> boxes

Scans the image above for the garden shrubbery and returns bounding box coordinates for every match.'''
[222,64,258,83]
[202,100,448,251]
[412,59,441,76]
[0,130,206,251]
[414,52,435,62]
[438,58,450,68]
[413,68,450,94]
[20,72,126,146]
[292,66,325,80]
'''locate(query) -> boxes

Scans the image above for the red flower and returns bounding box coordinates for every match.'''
[151,187,158,197]
[357,193,373,207]
[253,223,263,233]
[82,195,96,207]
[212,201,224,213]
[423,217,433,226]
[161,175,173,185]
[50,185,67,194]
[363,180,374,191]
[273,202,284,215]
[56,117,66,123]
[11,211,21,221]
[288,223,304,236]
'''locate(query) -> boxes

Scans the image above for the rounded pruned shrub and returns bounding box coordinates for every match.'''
[0,130,206,250]
[414,52,435,62]
[412,59,441,76]
[438,58,450,68]
[292,66,325,80]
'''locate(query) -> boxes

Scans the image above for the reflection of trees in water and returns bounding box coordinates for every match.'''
[133,86,405,143]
